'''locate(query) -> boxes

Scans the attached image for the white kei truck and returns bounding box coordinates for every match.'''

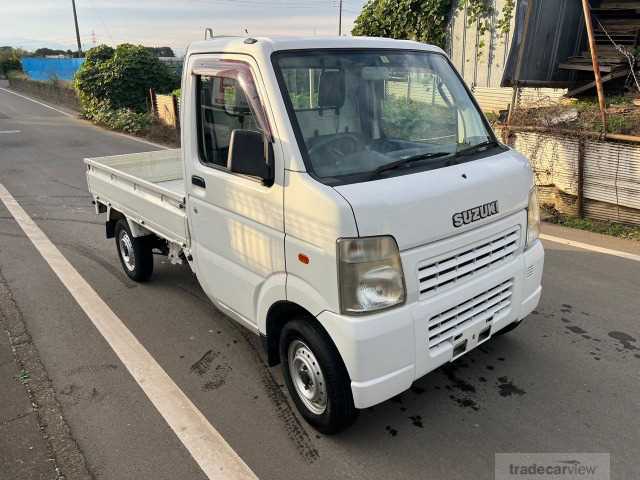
[85,36,544,433]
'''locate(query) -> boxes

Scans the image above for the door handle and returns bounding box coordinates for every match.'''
[191,175,206,188]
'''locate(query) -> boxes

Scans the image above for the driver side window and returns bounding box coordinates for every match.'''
[197,75,260,168]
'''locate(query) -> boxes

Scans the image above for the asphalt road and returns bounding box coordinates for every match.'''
[1,88,639,480]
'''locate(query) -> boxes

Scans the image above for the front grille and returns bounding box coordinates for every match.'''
[418,226,520,298]
[427,279,513,350]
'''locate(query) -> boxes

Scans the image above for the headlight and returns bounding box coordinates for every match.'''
[526,187,540,248]
[337,236,406,315]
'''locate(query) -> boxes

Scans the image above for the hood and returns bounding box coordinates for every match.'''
[334,149,533,251]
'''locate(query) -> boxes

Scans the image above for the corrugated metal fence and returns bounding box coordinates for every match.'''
[510,130,640,225]
[385,79,447,105]
[472,87,567,113]
[21,58,85,82]
[448,0,570,115]
[449,0,514,89]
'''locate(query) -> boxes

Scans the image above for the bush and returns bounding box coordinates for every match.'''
[381,95,456,140]
[352,0,452,48]
[75,43,179,113]
[83,98,152,134]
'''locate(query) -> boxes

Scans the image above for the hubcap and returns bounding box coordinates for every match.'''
[288,340,327,415]
[119,231,136,272]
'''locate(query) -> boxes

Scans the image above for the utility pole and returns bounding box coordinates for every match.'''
[71,0,83,56]
[338,0,343,36]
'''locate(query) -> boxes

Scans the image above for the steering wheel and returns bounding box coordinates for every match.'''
[308,133,364,158]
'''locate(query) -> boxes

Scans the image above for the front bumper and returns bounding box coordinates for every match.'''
[318,239,544,409]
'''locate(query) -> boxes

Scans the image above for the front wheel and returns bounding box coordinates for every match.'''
[279,318,357,434]
[115,219,153,282]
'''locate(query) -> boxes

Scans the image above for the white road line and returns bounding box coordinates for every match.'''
[0,183,257,480]
[540,233,640,262]
[0,130,21,134]
[0,87,169,150]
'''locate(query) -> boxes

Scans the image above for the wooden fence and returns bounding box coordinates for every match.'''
[149,89,180,130]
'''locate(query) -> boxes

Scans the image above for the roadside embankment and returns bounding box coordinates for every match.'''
[8,77,80,112]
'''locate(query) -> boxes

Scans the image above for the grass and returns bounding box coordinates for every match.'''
[543,205,640,241]
[484,111,499,126]
[139,119,180,148]
[6,69,27,80]
[18,370,30,384]
[508,95,640,136]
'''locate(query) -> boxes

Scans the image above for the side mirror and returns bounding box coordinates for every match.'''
[227,129,274,186]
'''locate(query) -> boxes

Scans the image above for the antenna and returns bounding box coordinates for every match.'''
[204,28,214,40]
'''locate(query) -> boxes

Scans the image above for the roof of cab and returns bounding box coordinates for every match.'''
[186,36,444,58]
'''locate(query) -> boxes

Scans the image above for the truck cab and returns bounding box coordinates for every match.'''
[86,36,544,434]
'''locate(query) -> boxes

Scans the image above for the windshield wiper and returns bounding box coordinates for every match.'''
[455,139,499,157]
[371,151,450,177]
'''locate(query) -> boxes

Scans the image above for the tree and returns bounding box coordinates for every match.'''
[75,43,179,113]
[33,47,69,57]
[0,47,23,76]
[352,0,452,48]
[145,46,175,58]
[352,0,515,54]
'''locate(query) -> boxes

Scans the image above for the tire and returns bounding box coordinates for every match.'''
[114,219,154,282]
[495,319,522,336]
[279,317,357,434]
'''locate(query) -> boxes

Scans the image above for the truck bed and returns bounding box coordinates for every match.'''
[85,149,188,246]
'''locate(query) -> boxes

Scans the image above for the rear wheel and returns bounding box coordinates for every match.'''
[115,219,153,282]
[279,317,357,434]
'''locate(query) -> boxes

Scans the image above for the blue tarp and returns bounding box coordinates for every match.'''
[21,58,85,81]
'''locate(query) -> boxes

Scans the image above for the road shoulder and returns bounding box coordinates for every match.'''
[0,273,92,480]
[541,221,640,256]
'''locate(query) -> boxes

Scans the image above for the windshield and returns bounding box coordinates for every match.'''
[274,50,495,182]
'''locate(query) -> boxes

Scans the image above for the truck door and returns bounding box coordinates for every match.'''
[186,56,285,327]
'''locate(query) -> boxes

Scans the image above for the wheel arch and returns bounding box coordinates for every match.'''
[106,207,153,239]
[264,301,340,368]
[105,208,126,238]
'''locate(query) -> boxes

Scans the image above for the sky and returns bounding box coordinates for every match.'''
[1,0,368,55]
